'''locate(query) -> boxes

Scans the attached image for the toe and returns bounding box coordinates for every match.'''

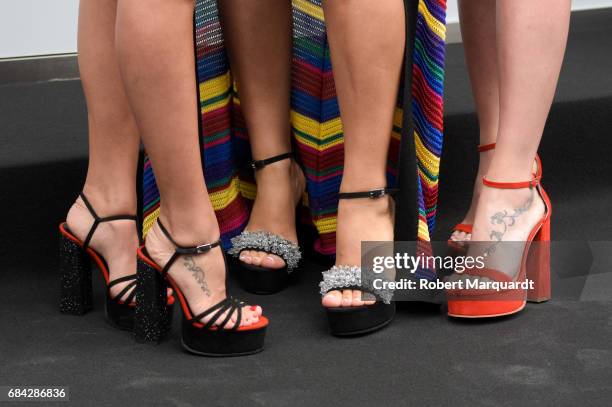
[239,250,253,265]
[341,290,352,307]
[322,290,343,307]
[261,254,286,269]
[251,305,263,317]
[351,290,364,307]
[250,251,264,266]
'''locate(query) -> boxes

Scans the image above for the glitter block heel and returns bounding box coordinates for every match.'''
[134,256,172,343]
[59,231,93,315]
[59,192,173,330]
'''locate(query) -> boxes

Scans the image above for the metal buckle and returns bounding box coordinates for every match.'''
[368,189,386,198]
[195,243,215,253]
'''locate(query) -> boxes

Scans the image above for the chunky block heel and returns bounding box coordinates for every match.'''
[527,215,551,303]
[59,231,93,315]
[135,220,268,356]
[59,192,173,330]
[134,256,172,343]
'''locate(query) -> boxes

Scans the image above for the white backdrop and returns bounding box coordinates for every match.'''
[1,0,611,59]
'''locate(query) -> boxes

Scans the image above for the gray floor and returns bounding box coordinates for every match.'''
[1,9,611,407]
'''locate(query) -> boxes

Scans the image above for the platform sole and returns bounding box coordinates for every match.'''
[326,302,396,336]
[236,261,288,295]
[181,318,267,357]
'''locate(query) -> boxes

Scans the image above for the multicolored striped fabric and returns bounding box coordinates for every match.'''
[143,0,446,255]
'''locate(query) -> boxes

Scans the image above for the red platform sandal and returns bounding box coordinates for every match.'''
[446,173,552,318]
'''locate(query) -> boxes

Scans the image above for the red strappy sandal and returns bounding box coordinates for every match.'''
[134,220,268,356]
[59,193,174,331]
[448,143,543,252]
[446,173,552,318]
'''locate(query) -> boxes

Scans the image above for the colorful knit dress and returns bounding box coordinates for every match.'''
[142,0,447,256]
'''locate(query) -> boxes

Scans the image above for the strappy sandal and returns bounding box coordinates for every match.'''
[449,143,543,252]
[135,220,268,356]
[59,192,174,330]
[319,188,397,336]
[446,172,552,317]
[228,152,303,294]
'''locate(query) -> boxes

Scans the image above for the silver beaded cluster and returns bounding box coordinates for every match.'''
[319,265,394,304]
[228,230,302,272]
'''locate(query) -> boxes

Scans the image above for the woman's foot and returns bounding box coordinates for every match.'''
[66,193,140,302]
[322,194,395,308]
[145,220,261,328]
[462,180,546,280]
[450,150,540,243]
[239,158,305,269]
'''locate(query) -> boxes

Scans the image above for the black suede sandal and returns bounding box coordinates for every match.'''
[59,192,174,331]
[135,220,268,357]
[228,152,303,295]
[320,188,397,336]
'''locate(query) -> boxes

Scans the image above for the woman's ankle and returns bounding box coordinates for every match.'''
[156,207,220,247]
[81,183,136,215]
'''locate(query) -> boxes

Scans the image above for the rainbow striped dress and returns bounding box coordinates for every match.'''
[143,0,446,256]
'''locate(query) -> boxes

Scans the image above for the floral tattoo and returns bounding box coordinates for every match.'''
[184,256,211,297]
[484,192,534,257]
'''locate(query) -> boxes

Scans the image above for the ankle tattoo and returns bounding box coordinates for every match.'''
[184,256,211,297]
[484,192,534,256]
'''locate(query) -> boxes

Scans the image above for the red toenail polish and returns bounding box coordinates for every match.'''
[250,305,257,311]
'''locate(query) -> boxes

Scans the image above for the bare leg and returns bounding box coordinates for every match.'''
[322,0,405,307]
[451,0,498,242]
[66,0,141,299]
[470,0,570,254]
[115,0,259,326]
[218,0,303,269]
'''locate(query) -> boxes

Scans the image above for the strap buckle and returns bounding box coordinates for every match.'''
[369,188,388,198]
[175,240,222,255]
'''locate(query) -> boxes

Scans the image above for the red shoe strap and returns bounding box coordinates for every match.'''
[478,143,496,152]
[453,223,473,234]
[482,176,541,189]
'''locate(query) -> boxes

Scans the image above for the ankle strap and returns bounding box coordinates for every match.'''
[156,219,222,276]
[338,188,399,200]
[478,143,496,153]
[250,152,295,171]
[79,192,138,250]
[482,176,541,190]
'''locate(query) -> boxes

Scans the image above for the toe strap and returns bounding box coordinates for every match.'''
[319,265,394,304]
[228,231,301,272]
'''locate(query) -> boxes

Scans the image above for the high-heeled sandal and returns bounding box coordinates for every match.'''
[228,152,302,295]
[446,173,552,318]
[319,188,397,336]
[59,192,174,330]
[135,220,268,356]
[449,143,543,249]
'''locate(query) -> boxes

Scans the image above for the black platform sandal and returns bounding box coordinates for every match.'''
[227,152,303,294]
[320,188,397,336]
[135,220,268,356]
[59,193,174,331]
